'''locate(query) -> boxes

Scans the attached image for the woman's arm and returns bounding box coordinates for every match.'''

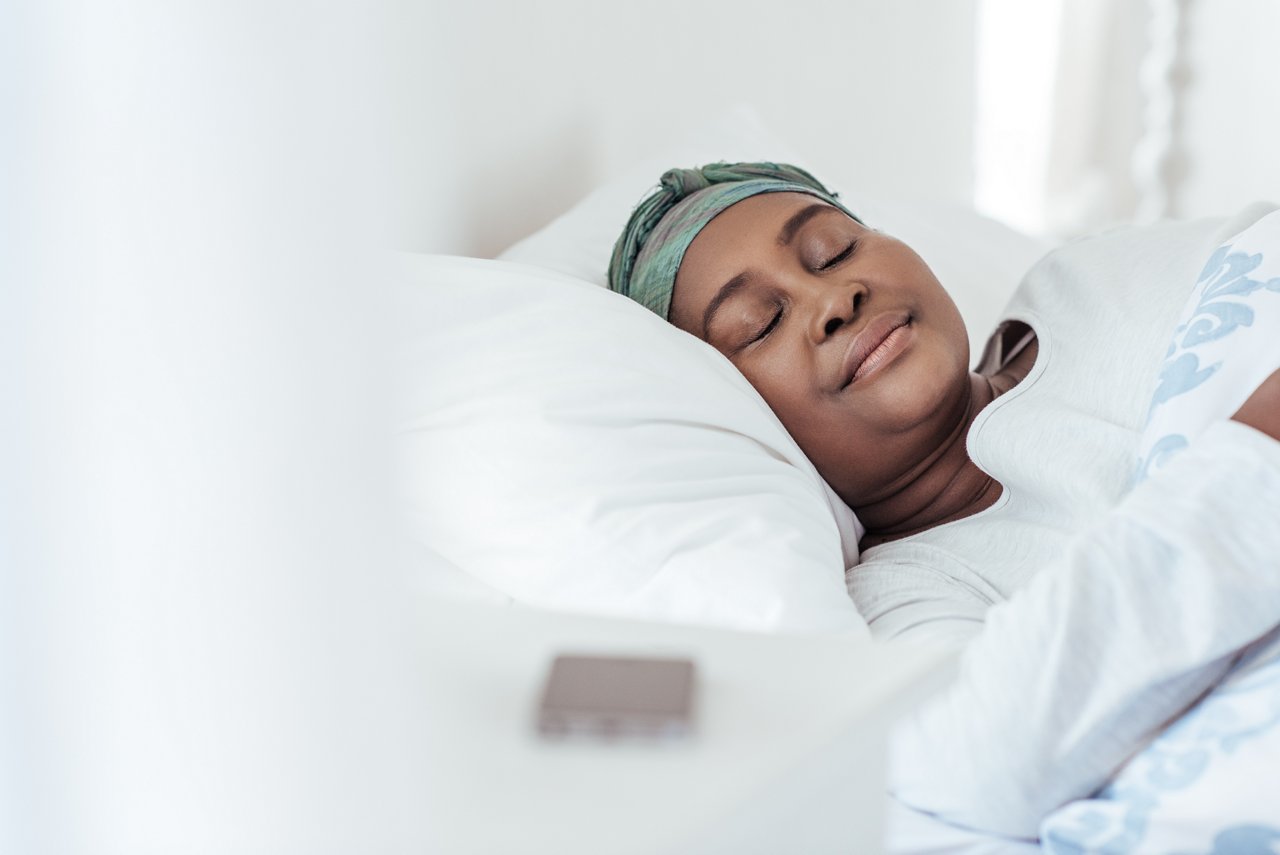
[889,416,1280,838]
[1233,367,1280,440]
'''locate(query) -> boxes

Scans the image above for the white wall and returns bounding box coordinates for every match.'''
[1179,0,1280,218]
[420,0,979,257]
[389,0,1274,254]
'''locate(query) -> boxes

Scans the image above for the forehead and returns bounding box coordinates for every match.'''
[670,192,842,326]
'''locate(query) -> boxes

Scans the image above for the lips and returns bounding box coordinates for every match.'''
[838,312,912,389]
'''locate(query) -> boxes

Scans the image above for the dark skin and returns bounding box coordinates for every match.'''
[668,192,1280,547]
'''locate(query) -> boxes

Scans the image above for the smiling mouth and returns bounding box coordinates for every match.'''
[839,314,913,389]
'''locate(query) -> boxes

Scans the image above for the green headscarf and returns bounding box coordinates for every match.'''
[607,162,859,319]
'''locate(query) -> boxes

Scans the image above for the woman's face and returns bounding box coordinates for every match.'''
[668,192,971,508]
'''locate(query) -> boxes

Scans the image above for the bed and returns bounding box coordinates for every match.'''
[402,93,1280,854]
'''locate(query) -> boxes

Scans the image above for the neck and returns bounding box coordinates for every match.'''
[857,373,1001,546]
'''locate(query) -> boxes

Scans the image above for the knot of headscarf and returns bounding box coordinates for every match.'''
[607,162,859,319]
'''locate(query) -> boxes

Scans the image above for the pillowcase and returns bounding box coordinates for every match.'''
[499,104,1052,361]
[394,254,868,635]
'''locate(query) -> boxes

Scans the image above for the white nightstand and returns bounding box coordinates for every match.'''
[416,595,954,855]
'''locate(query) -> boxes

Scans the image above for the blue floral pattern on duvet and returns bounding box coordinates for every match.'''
[1134,243,1280,483]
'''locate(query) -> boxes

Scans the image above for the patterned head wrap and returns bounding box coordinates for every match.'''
[607,162,859,319]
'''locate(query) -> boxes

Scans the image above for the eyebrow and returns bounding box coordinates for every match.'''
[777,202,835,246]
[701,272,753,340]
[699,203,837,339]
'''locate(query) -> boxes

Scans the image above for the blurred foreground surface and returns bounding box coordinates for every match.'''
[1,3,446,852]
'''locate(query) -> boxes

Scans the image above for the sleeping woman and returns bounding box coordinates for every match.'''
[606,162,1280,838]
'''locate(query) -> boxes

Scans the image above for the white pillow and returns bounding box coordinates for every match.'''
[395,254,867,635]
[499,104,1051,360]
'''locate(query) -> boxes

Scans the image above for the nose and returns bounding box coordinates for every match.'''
[807,279,868,341]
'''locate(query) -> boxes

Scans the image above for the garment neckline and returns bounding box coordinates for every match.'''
[856,311,1049,557]
[968,310,1049,442]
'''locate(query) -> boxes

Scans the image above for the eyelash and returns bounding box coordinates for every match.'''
[751,305,784,344]
[820,238,859,270]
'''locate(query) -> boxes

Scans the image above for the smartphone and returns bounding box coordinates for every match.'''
[536,653,697,741]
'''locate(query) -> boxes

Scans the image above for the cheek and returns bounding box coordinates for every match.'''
[923,283,969,361]
[746,373,808,426]
[744,371,853,468]
[737,367,831,456]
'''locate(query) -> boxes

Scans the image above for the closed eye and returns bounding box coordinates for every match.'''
[750,307,783,344]
[820,239,859,270]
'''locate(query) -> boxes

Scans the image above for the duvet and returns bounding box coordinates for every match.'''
[1042,212,1280,852]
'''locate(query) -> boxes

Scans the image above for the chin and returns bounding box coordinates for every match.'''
[879,352,968,430]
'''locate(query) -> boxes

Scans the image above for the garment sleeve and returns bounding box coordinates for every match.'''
[885,418,1280,838]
